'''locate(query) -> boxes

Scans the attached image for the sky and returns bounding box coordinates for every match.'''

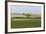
[10,5,41,14]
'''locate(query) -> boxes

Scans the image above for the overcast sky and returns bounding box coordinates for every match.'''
[10,5,41,14]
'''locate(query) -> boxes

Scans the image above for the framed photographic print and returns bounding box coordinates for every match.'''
[5,1,45,33]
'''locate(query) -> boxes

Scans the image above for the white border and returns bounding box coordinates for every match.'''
[8,2,44,32]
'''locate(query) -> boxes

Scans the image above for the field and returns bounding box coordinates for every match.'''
[11,17,41,28]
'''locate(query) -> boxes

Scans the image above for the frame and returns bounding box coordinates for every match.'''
[5,1,45,33]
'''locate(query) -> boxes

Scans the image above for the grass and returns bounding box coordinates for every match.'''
[11,17,41,28]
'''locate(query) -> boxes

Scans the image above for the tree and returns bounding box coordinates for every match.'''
[23,13,31,18]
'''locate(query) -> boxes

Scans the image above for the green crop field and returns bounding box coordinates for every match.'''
[11,17,41,28]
